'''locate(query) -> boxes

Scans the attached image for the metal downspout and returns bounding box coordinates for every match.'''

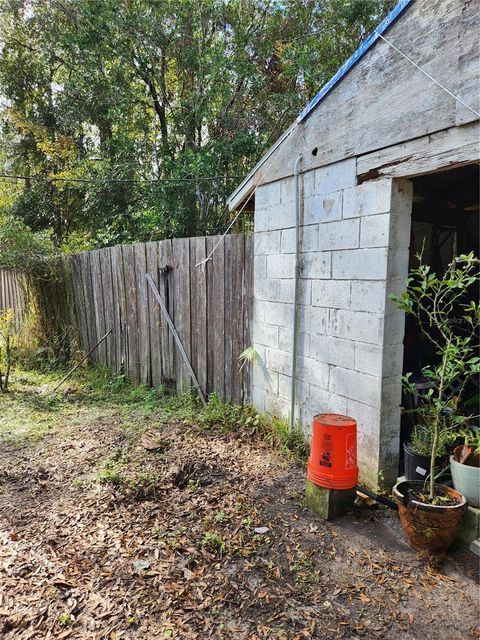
[290,155,303,433]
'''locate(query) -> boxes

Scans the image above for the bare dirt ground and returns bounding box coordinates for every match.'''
[0,370,478,639]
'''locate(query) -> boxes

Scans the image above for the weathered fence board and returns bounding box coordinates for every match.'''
[0,270,26,327]
[70,234,252,403]
[146,241,162,388]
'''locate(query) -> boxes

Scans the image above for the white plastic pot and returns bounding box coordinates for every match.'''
[450,455,480,508]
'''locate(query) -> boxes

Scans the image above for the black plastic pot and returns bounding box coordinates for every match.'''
[403,442,431,482]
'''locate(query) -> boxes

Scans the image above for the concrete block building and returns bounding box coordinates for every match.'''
[227,0,479,487]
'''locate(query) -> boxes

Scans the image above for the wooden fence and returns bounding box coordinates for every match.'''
[70,234,253,403]
[0,270,26,327]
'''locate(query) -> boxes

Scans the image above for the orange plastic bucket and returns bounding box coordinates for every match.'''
[307,414,358,490]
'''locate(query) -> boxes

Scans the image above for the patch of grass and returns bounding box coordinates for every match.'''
[197,394,309,461]
[58,613,71,626]
[290,554,320,589]
[214,511,229,524]
[5,363,309,461]
[202,531,226,555]
[95,459,125,487]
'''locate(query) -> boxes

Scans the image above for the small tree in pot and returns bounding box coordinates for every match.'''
[391,252,479,552]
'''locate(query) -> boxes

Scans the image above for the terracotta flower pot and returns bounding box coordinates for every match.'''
[393,480,467,553]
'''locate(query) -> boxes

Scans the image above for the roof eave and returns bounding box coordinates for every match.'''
[227,0,413,211]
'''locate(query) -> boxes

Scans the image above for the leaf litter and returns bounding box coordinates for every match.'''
[0,377,478,639]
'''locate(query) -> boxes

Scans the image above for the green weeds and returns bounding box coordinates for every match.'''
[4,363,309,462]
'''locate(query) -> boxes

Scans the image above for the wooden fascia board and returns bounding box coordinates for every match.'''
[357,121,480,181]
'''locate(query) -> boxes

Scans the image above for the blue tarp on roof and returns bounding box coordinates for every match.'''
[297,0,413,123]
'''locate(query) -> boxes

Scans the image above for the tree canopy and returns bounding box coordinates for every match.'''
[0,0,395,249]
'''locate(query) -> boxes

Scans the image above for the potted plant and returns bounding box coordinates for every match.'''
[450,427,480,508]
[391,252,479,553]
[403,409,451,482]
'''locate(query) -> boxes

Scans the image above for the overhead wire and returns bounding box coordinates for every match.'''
[195,125,296,268]
[2,25,478,270]
[375,30,480,119]
[0,173,242,184]
[197,29,480,267]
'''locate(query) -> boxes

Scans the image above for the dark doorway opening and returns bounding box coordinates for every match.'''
[398,164,480,475]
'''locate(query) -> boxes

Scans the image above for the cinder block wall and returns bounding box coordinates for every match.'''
[251,158,413,487]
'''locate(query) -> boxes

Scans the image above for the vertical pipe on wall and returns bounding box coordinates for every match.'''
[290,154,303,433]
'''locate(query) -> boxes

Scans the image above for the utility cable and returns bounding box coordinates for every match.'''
[375,30,480,119]
[195,125,296,267]
[0,173,242,184]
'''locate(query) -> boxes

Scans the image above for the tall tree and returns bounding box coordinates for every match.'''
[0,0,395,247]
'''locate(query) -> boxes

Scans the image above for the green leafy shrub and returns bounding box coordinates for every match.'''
[391,252,480,499]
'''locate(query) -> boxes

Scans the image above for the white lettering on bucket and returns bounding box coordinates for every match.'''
[415,466,427,476]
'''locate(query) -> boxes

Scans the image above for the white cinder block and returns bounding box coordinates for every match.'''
[307,385,349,416]
[278,326,293,352]
[254,255,267,279]
[298,357,330,390]
[254,207,269,233]
[278,372,292,399]
[378,435,401,484]
[342,179,392,219]
[301,306,329,334]
[387,249,410,280]
[350,280,386,313]
[303,170,316,197]
[265,391,290,420]
[255,277,294,304]
[252,386,266,412]
[390,179,413,249]
[264,202,296,231]
[318,218,360,251]
[314,158,357,195]
[332,248,388,280]
[330,366,382,407]
[309,334,355,369]
[253,365,278,393]
[329,309,384,345]
[382,343,404,378]
[281,225,319,253]
[265,348,292,376]
[278,373,310,407]
[381,375,403,409]
[383,309,406,346]
[255,182,281,209]
[355,343,383,376]
[251,344,266,363]
[253,322,279,348]
[360,214,390,248]
[302,252,331,279]
[254,230,281,255]
[278,326,310,354]
[266,253,295,279]
[280,177,296,203]
[304,191,343,225]
[311,280,351,309]
[389,213,412,250]
[347,399,381,433]
[254,300,292,327]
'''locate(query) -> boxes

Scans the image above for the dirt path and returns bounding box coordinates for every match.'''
[0,372,478,639]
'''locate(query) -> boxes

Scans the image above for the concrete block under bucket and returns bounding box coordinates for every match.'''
[305,478,356,520]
